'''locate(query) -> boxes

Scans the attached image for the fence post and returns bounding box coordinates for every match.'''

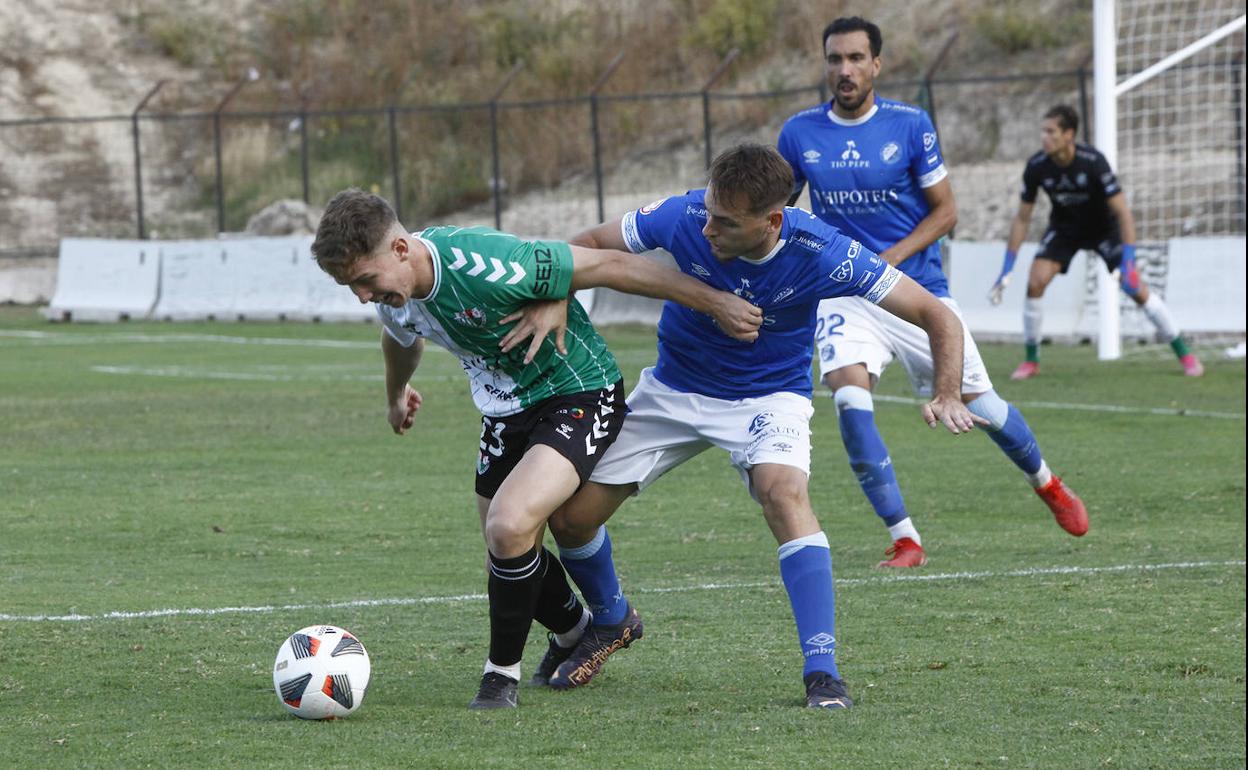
[1234,53,1245,230]
[131,80,167,239]
[922,32,958,136]
[300,100,310,206]
[1077,54,1093,143]
[489,61,525,230]
[388,107,401,222]
[213,68,260,234]
[702,48,740,169]
[589,52,626,224]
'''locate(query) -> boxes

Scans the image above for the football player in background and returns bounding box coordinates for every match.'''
[993,104,1204,379]
[777,16,1089,569]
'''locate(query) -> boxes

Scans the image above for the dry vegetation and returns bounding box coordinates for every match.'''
[1,0,1092,251]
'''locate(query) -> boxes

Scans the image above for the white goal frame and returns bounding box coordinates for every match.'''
[1092,0,1246,359]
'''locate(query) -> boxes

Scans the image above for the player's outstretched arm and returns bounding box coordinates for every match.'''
[877,276,985,434]
[991,201,1035,304]
[568,245,762,342]
[381,329,424,435]
[497,219,635,363]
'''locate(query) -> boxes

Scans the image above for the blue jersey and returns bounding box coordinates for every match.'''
[778,97,950,297]
[620,190,902,399]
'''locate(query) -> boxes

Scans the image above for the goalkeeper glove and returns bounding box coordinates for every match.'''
[988,249,1017,305]
[1119,244,1141,297]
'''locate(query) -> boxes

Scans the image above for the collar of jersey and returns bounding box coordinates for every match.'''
[826,102,879,126]
[413,232,440,301]
[736,235,786,266]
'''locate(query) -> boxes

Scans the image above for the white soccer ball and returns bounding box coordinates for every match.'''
[272,624,371,719]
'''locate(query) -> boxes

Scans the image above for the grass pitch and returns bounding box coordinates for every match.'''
[0,306,1243,768]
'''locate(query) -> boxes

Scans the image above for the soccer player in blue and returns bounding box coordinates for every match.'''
[777,17,1088,569]
[512,143,980,710]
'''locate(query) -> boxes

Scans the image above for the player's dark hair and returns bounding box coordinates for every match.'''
[312,188,399,280]
[822,16,882,57]
[1045,104,1080,134]
[707,143,794,214]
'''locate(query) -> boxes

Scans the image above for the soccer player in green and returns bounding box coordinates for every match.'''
[311,188,761,710]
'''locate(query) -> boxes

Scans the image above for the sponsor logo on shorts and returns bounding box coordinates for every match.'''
[555,423,574,439]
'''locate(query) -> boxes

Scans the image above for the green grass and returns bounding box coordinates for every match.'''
[0,306,1243,768]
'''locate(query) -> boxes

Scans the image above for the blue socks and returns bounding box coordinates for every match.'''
[967,390,1043,475]
[779,532,840,679]
[835,386,908,527]
[558,526,628,626]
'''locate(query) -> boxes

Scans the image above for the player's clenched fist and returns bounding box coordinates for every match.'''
[710,293,764,342]
[387,385,423,435]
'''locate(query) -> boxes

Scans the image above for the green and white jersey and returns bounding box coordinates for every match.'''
[376,226,621,417]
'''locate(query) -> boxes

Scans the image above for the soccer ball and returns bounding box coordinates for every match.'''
[272,625,371,719]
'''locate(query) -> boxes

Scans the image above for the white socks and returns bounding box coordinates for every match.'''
[1025,459,1054,489]
[888,518,921,545]
[1023,297,1043,346]
[553,607,592,648]
[1141,293,1180,341]
[483,660,521,681]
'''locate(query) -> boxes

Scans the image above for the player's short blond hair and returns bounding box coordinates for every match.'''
[312,188,399,280]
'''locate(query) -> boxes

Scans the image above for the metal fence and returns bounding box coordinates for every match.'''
[1,61,1243,258]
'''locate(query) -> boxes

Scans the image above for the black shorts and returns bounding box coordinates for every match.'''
[1035,228,1124,274]
[474,379,627,499]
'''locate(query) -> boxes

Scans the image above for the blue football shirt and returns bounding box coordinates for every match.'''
[620,189,902,399]
[778,97,950,297]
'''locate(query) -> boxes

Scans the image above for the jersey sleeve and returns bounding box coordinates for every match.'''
[503,238,575,300]
[910,112,948,189]
[810,234,903,304]
[776,123,807,195]
[376,304,419,347]
[1093,152,1122,197]
[620,194,684,253]
[441,229,575,303]
[1020,162,1040,203]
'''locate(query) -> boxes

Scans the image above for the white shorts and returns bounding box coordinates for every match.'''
[815,296,992,396]
[589,368,814,501]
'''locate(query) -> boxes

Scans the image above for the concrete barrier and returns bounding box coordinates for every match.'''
[44,239,160,322]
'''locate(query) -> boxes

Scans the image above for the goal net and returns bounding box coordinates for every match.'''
[1092,0,1246,349]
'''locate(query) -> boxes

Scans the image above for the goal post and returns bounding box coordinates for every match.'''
[1093,0,1246,360]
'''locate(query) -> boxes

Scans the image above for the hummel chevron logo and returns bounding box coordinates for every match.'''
[584,416,611,455]
[450,247,527,284]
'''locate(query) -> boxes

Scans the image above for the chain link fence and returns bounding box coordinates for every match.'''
[1,64,1243,260]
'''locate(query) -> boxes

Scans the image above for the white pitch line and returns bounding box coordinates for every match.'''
[1,559,1240,624]
[0,329,379,350]
[89,365,382,382]
[869,392,1244,420]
